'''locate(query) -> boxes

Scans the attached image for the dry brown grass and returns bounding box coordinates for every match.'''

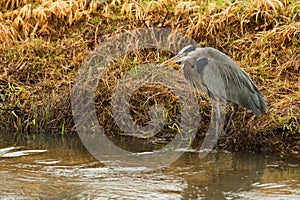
[1,0,96,41]
[0,0,299,157]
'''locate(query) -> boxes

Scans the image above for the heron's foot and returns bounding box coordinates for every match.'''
[219,131,228,138]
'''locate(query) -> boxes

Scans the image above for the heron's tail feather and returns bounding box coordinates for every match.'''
[252,91,268,116]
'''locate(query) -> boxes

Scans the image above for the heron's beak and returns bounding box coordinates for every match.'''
[159,55,183,67]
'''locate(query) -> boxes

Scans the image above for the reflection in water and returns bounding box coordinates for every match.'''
[0,133,300,199]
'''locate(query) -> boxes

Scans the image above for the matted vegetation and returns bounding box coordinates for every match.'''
[0,0,299,158]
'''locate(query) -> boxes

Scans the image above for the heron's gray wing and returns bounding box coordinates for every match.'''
[196,57,227,101]
[200,47,267,116]
[196,57,209,75]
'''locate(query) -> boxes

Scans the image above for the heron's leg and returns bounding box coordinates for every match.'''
[214,100,220,138]
[213,100,221,175]
[199,100,220,158]
[223,104,238,136]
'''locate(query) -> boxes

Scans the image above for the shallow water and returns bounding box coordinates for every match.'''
[0,134,300,199]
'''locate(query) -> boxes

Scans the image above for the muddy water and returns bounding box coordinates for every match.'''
[1,134,300,199]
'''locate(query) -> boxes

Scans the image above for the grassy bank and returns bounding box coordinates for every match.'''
[0,0,299,158]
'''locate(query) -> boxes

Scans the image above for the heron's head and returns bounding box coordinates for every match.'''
[159,45,198,67]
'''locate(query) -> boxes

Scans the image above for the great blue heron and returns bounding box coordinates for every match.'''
[160,45,268,136]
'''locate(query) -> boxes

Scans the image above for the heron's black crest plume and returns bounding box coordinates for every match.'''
[178,45,197,54]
